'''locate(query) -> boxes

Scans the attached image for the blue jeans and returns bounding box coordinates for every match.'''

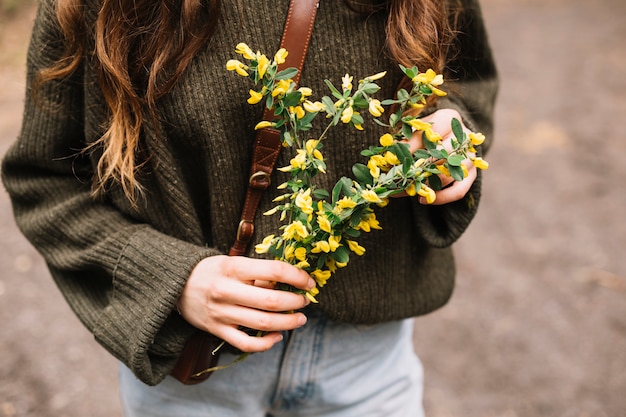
[119,311,424,417]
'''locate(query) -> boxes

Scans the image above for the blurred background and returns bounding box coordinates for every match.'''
[1,0,625,416]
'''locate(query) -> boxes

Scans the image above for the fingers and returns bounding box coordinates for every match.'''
[225,256,315,291]
[178,255,315,353]
[420,161,477,205]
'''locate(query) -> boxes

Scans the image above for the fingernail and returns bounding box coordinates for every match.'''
[307,278,315,290]
[274,334,284,343]
[297,314,307,326]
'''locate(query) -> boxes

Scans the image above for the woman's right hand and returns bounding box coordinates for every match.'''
[176,255,316,353]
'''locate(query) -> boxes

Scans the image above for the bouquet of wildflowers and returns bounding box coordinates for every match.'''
[227,43,489,303]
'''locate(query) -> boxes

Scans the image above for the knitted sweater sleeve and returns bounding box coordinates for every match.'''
[1,0,217,386]
[411,0,498,248]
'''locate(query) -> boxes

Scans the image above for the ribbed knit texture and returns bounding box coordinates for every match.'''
[1,0,498,385]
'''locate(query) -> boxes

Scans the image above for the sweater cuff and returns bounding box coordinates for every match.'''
[93,225,218,385]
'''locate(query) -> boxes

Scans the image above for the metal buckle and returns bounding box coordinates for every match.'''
[236,220,254,242]
[249,171,271,188]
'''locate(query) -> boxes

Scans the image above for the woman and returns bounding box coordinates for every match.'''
[2,0,497,415]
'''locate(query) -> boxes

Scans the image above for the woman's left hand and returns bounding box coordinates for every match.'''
[406,108,478,205]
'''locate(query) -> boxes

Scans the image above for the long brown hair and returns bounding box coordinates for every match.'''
[37,0,457,202]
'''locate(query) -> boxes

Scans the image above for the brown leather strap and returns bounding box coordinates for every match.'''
[171,0,319,384]
[229,0,319,256]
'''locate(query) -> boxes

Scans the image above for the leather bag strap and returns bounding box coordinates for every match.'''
[171,0,319,384]
[229,0,319,256]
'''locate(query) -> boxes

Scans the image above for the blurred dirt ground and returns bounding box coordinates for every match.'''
[1,1,625,416]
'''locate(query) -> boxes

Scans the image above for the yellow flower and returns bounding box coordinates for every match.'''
[347,240,366,256]
[272,79,292,97]
[431,87,447,97]
[305,139,320,156]
[282,220,309,241]
[341,106,354,124]
[295,189,314,215]
[407,119,432,132]
[377,198,389,208]
[328,235,341,251]
[235,43,255,60]
[274,47,288,64]
[247,89,263,104]
[294,247,307,262]
[303,100,325,113]
[306,287,319,303]
[298,87,313,98]
[311,269,332,286]
[254,234,275,254]
[335,196,357,213]
[289,149,307,170]
[405,183,417,197]
[257,54,270,78]
[368,99,384,117]
[462,164,469,178]
[383,151,400,166]
[290,105,306,120]
[317,214,332,233]
[226,59,249,77]
[379,133,395,147]
[473,157,489,170]
[283,244,295,261]
[342,73,353,91]
[365,71,387,81]
[424,128,443,143]
[469,132,486,146]
[353,123,364,131]
[413,69,444,86]
[361,189,382,204]
[311,240,331,253]
[362,213,382,231]
[295,260,310,269]
[254,120,274,130]
[409,102,425,110]
[436,164,450,177]
[367,158,381,179]
[418,185,436,204]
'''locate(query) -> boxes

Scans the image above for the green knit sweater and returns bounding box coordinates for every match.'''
[2,0,497,385]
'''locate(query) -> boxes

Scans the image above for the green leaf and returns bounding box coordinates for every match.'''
[447,154,465,167]
[352,163,374,185]
[345,228,361,238]
[428,175,443,191]
[283,91,302,107]
[401,123,413,141]
[413,149,430,159]
[381,99,399,106]
[332,177,352,204]
[389,112,400,128]
[373,118,390,128]
[324,79,343,100]
[300,111,318,126]
[391,142,412,161]
[352,96,369,109]
[275,67,298,80]
[451,118,464,142]
[449,165,465,182]
[351,112,364,126]
[402,157,412,175]
[397,89,410,101]
[429,149,448,160]
[313,188,330,200]
[423,136,437,151]
[331,246,350,264]
[322,96,336,115]
[361,82,380,95]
